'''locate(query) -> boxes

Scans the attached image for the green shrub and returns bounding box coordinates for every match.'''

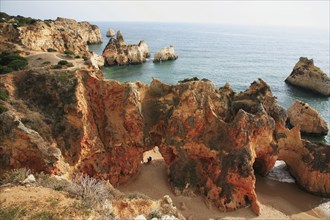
[58,60,68,65]
[51,64,62,69]
[0,89,9,101]
[47,48,57,52]
[64,50,74,55]
[7,59,28,70]
[0,66,13,74]
[74,55,80,59]
[0,53,28,74]
[0,103,8,114]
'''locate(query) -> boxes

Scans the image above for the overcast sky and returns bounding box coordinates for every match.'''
[1,1,329,29]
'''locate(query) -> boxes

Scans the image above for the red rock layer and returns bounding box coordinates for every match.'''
[1,70,329,215]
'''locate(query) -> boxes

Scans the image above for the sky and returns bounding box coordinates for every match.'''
[0,1,329,29]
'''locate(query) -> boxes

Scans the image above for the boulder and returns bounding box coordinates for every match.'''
[287,100,328,135]
[102,31,150,66]
[106,28,115,38]
[153,45,178,62]
[285,57,330,96]
[22,174,36,185]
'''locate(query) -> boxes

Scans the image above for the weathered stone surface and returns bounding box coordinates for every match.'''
[277,127,330,197]
[153,45,178,62]
[287,100,328,135]
[90,52,105,68]
[285,57,330,96]
[102,31,150,66]
[1,68,329,215]
[0,14,102,56]
[106,28,115,38]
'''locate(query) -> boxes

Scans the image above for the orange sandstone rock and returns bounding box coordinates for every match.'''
[1,70,329,216]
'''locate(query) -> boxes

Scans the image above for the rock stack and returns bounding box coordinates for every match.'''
[285,57,330,96]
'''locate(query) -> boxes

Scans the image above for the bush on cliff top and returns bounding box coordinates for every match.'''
[64,50,75,55]
[0,52,28,74]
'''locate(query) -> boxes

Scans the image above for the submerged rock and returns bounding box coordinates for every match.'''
[153,45,178,62]
[285,57,330,96]
[106,28,115,37]
[102,31,150,66]
[287,100,328,135]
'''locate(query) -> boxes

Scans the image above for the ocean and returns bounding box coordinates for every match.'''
[89,22,330,143]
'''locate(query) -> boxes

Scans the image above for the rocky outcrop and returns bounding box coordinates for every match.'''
[285,57,330,96]
[0,14,102,56]
[277,128,330,197]
[106,28,115,38]
[102,31,151,66]
[287,100,328,135]
[55,17,102,44]
[153,45,178,62]
[1,68,329,215]
[89,52,105,68]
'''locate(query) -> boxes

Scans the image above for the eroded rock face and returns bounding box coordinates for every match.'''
[0,15,102,56]
[285,57,330,96]
[153,45,178,62]
[1,69,329,215]
[287,100,328,135]
[277,128,330,197]
[102,31,151,66]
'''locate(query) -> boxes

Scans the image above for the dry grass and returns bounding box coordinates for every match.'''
[0,168,30,185]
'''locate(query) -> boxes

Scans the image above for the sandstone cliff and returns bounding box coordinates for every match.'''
[2,65,329,215]
[285,57,330,96]
[0,13,102,57]
[287,100,328,135]
[102,31,151,66]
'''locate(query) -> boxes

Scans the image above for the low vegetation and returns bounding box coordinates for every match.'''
[0,52,28,74]
[0,12,39,27]
[64,50,75,55]
[47,48,57,52]
[0,169,116,219]
[51,60,73,69]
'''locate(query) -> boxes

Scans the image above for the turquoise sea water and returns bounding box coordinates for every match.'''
[89,22,330,143]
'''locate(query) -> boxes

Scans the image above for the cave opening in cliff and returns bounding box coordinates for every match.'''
[141,146,164,164]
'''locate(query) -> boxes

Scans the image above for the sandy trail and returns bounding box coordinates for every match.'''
[119,152,329,220]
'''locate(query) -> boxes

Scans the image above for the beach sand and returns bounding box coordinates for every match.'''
[119,149,329,220]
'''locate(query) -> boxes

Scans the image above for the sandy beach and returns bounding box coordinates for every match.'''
[119,150,329,220]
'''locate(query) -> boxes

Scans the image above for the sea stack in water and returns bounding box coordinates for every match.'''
[287,100,328,136]
[153,45,178,62]
[106,28,115,37]
[102,31,150,66]
[285,57,330,96]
